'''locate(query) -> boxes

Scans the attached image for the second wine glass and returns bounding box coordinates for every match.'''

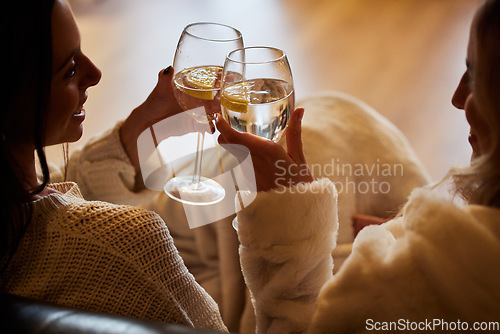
[221,46,294,143]
[164,22,243,206]
[221,46,295,229]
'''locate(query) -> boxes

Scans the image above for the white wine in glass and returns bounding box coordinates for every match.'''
[222,78,294,142]
[164,22,243,206]
[221,46,294,229]
[173,65,223,123]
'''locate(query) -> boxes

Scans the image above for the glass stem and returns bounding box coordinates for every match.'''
[192,132,205,185]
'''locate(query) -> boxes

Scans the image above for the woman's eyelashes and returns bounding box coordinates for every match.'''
[65,60,77,79]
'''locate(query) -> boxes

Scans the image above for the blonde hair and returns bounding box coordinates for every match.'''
[450,0,500,207]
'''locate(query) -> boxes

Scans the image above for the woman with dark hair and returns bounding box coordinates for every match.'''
[0,0,226,330]
[1,0,55,270]
[216,0,500,332]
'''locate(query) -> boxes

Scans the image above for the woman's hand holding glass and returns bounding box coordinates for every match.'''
[216,107,313,193]
[218,46,313,191]
[120,67,184,177]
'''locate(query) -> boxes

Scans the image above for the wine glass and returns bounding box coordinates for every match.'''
[163,22,243,206]
[221,46,294,229]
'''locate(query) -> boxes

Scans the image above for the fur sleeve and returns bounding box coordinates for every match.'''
[237,178,338,333]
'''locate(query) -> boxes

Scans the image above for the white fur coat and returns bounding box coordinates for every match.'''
[238,179,338,333]
[238,183,500,333]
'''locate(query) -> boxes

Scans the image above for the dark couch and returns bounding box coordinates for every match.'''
[0,293,225,334]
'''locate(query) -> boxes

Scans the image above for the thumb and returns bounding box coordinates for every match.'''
[286,108,307,164]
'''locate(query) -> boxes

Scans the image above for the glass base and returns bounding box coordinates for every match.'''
[164,176,225,206]
[232,217,239,231]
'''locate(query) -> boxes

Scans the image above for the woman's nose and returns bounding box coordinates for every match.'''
[452,72,470,110]
[82,54,102,88]
[88,61,102,87]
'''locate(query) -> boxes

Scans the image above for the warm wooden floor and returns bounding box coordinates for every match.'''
[57,0,483,181]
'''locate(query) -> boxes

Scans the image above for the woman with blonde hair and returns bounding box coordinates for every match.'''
[451,0,500,206]
[216,0,500,331]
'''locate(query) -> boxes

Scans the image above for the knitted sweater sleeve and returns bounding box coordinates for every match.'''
[237,179,338,333]
[62,201,227,330]
[93,205,227,331]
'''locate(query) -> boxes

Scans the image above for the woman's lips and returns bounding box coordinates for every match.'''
[468,133,479,151]
[73,105,85,117]
[74,95,87,116]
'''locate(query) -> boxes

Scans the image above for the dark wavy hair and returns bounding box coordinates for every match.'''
[0,0,56,275]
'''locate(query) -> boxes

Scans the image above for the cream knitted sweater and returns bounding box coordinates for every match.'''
[1,146,227,330]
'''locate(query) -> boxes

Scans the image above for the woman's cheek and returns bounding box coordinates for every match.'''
[465,96,491,154]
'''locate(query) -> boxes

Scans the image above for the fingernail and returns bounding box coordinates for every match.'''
[163,66,172,75]
[296,109,304,122]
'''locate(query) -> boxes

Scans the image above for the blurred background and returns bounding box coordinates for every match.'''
[52,0,483,182]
